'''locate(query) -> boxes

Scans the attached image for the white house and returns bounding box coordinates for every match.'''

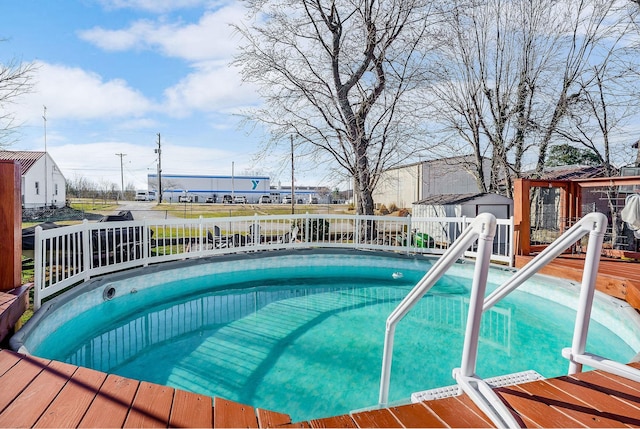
[372,155,492,209]
[0,151,66,209]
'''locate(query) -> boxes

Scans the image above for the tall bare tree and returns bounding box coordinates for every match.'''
[428,0,639,196]
[0,44,34,147]
[234,0,437,215]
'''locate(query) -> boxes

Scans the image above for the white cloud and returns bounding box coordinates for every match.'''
[48,140,250,189]
[17,61,153,124]
[79,4,245,62]
[97,0,209,13]
[163,60,259,115]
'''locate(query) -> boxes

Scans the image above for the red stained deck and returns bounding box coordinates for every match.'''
[1,349,640,428]
[515,254,640,309]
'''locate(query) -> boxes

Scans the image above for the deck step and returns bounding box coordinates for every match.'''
[411,370,544,402]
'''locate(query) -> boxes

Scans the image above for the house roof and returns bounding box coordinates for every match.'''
[524,165,608,181]
[384,155,490,172]
[0,150,46,175]
[414,193,486,205]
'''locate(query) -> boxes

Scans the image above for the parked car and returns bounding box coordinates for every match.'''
[222,194,233,204]
[310,197,318,204]
[259,195,272,204]
[179,195,192,203]
[234,195,247,204]
[282,196,292,204]
[206,197,215,203]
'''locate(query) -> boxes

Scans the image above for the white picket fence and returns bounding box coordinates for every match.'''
[32,213,514,309]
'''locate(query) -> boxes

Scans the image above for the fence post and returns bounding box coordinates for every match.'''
[34,226,43,310]
[404,215,412,254]
[508,216,515,267]
[199,216,204,252]
[304,212,311,243]
[82,219,92,280]
[143,219,150,266]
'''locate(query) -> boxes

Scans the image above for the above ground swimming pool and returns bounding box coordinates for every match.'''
[12,249,640,422]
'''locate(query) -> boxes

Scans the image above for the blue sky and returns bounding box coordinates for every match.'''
[1,0,310,190]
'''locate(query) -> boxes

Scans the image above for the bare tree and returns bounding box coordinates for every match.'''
[234,0,438,215]
[428,0,639,196]
[0,45,34,147]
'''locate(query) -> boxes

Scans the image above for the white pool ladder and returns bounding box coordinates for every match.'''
[378,211,640,428]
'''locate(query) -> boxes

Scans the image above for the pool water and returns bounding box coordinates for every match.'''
[22,252,639,422]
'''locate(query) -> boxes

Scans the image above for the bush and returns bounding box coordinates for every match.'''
[389,203,399,213]
[378,204,390,215]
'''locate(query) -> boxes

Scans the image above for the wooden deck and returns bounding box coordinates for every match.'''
[0,284,31,344]
[1,348,640,428]
[3,256,640,427]
[515,254,640,310]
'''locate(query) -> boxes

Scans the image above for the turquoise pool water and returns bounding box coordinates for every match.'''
[17,251,640,422]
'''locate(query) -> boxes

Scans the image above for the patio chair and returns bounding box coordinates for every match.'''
[208,226,234,249]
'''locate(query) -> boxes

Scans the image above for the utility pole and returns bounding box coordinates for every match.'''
[291,135,295,214]
[155,133,162,203]
[43,106,48,208]
[115,153,126,200]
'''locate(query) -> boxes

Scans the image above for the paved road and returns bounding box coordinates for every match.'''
[113,201,174,220]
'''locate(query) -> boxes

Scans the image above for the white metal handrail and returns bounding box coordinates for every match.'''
[32,213,514,309]
[477,211,640,382]
[450,212,615,428]
[378,213,497,407]
[380,212,640,428]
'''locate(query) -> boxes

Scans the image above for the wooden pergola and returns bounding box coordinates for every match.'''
[514,176,640,256]
[514,176,640,310]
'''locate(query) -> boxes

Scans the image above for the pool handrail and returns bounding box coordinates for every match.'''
[378,212,497,407]
[478,211,640,380]
[381,212,640,429]
[451,212,608,428]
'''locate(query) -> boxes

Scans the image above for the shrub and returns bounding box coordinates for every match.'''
[379,204,390,215]
[389,203,399,213]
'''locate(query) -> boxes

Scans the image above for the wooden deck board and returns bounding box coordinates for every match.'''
[308,414,358,428]
[213,397,258,428]
[78,374,140,428]
[256,408,292,428]
[0,359,76,428]
[33,365,107,428]
[123,381,174,428]
[350,408,402,428]
[551,375,640,421]
[515,378,631,427]
[387,402,448,428]
[0,354,50,414]
[169,389,214,428]
[422,395,493,427]
[496,384,588,427]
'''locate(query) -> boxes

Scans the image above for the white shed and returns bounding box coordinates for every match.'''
[411,193,513,247]
[0,151,66,208]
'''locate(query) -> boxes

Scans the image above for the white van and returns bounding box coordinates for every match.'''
[135,190,155,201]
